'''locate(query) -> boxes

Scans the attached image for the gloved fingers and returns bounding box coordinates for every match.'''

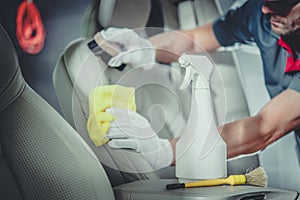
[109,121,134,129]
[106,108,150,128]
[106,108,157,139]
[108,138,139,151]
[96,112,115,122]
[107,53,125,67]
[101,27,139,46]
[108,53,155,69]
[100,27,156,70]
[152,139,174,169]
[87,112,114,135]
[106,128,128,139]
[108,51,139,67]
[121,49,148,65]
[106,107,136,118]
[100,27,130,40]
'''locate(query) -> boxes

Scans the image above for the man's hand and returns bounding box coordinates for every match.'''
[100,27,156,70]
[270,2,300,35]
[106,108,173,170]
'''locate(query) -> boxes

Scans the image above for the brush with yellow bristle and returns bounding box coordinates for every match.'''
[166,167,268,190]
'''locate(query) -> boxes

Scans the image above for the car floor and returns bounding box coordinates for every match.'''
[1,0,91,114]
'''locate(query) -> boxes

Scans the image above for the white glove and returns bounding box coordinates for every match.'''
[100,27,156,70]
[106,108,173,170]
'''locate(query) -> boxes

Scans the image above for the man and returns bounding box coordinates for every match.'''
[101,0,300,167]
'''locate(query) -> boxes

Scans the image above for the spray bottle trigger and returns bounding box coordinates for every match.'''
[179,54,194,90]
[180,66,194,90]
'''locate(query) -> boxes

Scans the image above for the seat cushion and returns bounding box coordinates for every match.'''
[0,156,23,200]
[0,24,114,200]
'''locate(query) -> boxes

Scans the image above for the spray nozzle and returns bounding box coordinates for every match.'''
[179,53,214,90]
[179,57,195,90]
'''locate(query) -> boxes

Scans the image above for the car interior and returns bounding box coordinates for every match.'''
[1,0,300,199]
[0,24,115,200]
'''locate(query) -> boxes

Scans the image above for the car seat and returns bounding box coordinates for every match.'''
[53,0,187,187]
[53,37,189,184]
[0,24,114,200]
[53,0,182,188]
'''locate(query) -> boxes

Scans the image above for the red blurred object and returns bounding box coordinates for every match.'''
[16,0,46,54]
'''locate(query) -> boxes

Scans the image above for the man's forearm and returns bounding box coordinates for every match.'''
[219,116,267,158]
[149,23,221,63]
[221,89,300,158]
[170,89,300,160]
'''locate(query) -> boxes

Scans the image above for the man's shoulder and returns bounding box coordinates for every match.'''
[237,0,264,19]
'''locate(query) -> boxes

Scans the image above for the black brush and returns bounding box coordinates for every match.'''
[87,32,126,71]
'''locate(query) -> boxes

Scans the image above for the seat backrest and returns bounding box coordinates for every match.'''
[54,0,187,187]
[53,34,190,185]
[0,25,114,200]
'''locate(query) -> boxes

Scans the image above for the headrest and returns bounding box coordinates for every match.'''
[0,25,25,112]
[98,0,151,28]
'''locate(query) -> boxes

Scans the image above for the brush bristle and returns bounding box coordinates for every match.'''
[245,167,268,187]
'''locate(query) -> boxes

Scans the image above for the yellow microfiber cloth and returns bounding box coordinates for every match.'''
[87,85,136,146]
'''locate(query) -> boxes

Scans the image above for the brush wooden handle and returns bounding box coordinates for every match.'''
[166,167,267,190]
[93,32,120,56]
[185,175,246,188]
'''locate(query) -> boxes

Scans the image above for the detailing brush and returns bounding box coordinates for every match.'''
[166,167,268,190]
[87,32,126,71]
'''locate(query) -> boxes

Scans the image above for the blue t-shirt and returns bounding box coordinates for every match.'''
[213,0,300,149]
[213,0,300,98]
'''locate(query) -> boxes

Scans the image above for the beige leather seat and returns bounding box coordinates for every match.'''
[52,40,192,183]
[53,0,185,187]
[0,25,114,199]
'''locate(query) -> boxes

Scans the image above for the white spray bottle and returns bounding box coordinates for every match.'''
[176,53,227,182]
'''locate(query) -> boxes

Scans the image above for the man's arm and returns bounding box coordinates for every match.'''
[169,89,300,162]
[220,89,300,158]
[149,23,221,63]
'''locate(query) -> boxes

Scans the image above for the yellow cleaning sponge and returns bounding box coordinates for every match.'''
[87,85,136,146]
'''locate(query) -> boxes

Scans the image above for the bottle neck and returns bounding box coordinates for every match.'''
[192,75,209,89]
